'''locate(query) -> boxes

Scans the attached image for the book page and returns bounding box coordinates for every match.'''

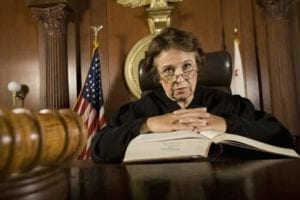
[199,130,299,158]
[212,133,300,158]
[136,130,208,143]
[123,138,212,163]
[200,130,225,140]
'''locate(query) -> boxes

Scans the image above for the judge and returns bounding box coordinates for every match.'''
[91,27,294,162]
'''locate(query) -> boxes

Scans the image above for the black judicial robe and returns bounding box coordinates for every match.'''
[91,84,294,162]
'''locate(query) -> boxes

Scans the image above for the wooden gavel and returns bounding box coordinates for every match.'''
[0,108,87,178]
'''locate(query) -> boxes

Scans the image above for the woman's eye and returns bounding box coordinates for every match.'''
[163,68,175,75]
[182,63,192,71]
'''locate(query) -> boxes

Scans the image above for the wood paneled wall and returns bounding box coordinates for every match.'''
[0,0,300,134]
[0,1,39,110]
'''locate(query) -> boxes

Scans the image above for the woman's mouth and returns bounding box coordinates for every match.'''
[174,87,187,94]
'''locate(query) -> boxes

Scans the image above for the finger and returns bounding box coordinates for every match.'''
[188,120,208,127]
[172,123,194,131]
[179,118,208,126]
[177,111,210,119]
[193,125,213,132]
[173,107,207,115]
[172,112,210,121]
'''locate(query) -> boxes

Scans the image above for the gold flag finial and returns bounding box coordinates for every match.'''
[90,25,103,51]
[234,26,238,37]
[234,26,240,44]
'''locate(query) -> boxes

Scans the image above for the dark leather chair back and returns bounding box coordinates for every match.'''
[138,51,232,95]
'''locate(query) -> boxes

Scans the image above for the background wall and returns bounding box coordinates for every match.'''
[0,1,39,110]
[0,0,299,134]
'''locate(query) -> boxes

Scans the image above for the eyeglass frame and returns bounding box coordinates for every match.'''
[157,65,199,83]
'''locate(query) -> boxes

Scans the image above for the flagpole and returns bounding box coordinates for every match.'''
[72,25,104,110]
[90,25,103,52]
[230,26,247,97]
[73,25,107,159]
[234,26,240,47]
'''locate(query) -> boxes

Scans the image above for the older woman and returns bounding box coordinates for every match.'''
[91,27,294,162]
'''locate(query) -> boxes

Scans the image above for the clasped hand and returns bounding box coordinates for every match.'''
[142,108,226,133]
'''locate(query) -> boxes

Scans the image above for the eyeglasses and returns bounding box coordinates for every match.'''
[158,64,198,83]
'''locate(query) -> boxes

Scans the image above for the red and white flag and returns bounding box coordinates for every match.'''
[230,32,247,97]
[73,47,106,159]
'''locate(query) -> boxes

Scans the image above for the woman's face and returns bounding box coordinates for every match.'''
[154,48,198,108]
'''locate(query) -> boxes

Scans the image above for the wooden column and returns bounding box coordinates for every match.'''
[26,2,71,109]
[257,0,300,134]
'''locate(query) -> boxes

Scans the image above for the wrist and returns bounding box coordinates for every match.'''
[140,119,150,134]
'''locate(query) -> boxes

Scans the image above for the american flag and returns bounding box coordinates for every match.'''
[73,47,106,159]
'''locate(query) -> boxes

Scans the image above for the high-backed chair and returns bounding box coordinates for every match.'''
[138,50,232,96]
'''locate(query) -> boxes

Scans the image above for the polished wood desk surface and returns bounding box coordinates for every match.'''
[66,158,300,200]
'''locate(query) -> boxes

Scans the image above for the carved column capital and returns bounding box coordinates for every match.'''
[31,4,68,35]
[257,0,298,18]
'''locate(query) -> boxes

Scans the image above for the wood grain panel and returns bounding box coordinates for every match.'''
[239,0,260,109]
[0,1,39,110]
[252,0,271,112]
[172,0,223,51]
[105,0,149,114]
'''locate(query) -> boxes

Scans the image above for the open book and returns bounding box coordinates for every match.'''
[123,130,299,163]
